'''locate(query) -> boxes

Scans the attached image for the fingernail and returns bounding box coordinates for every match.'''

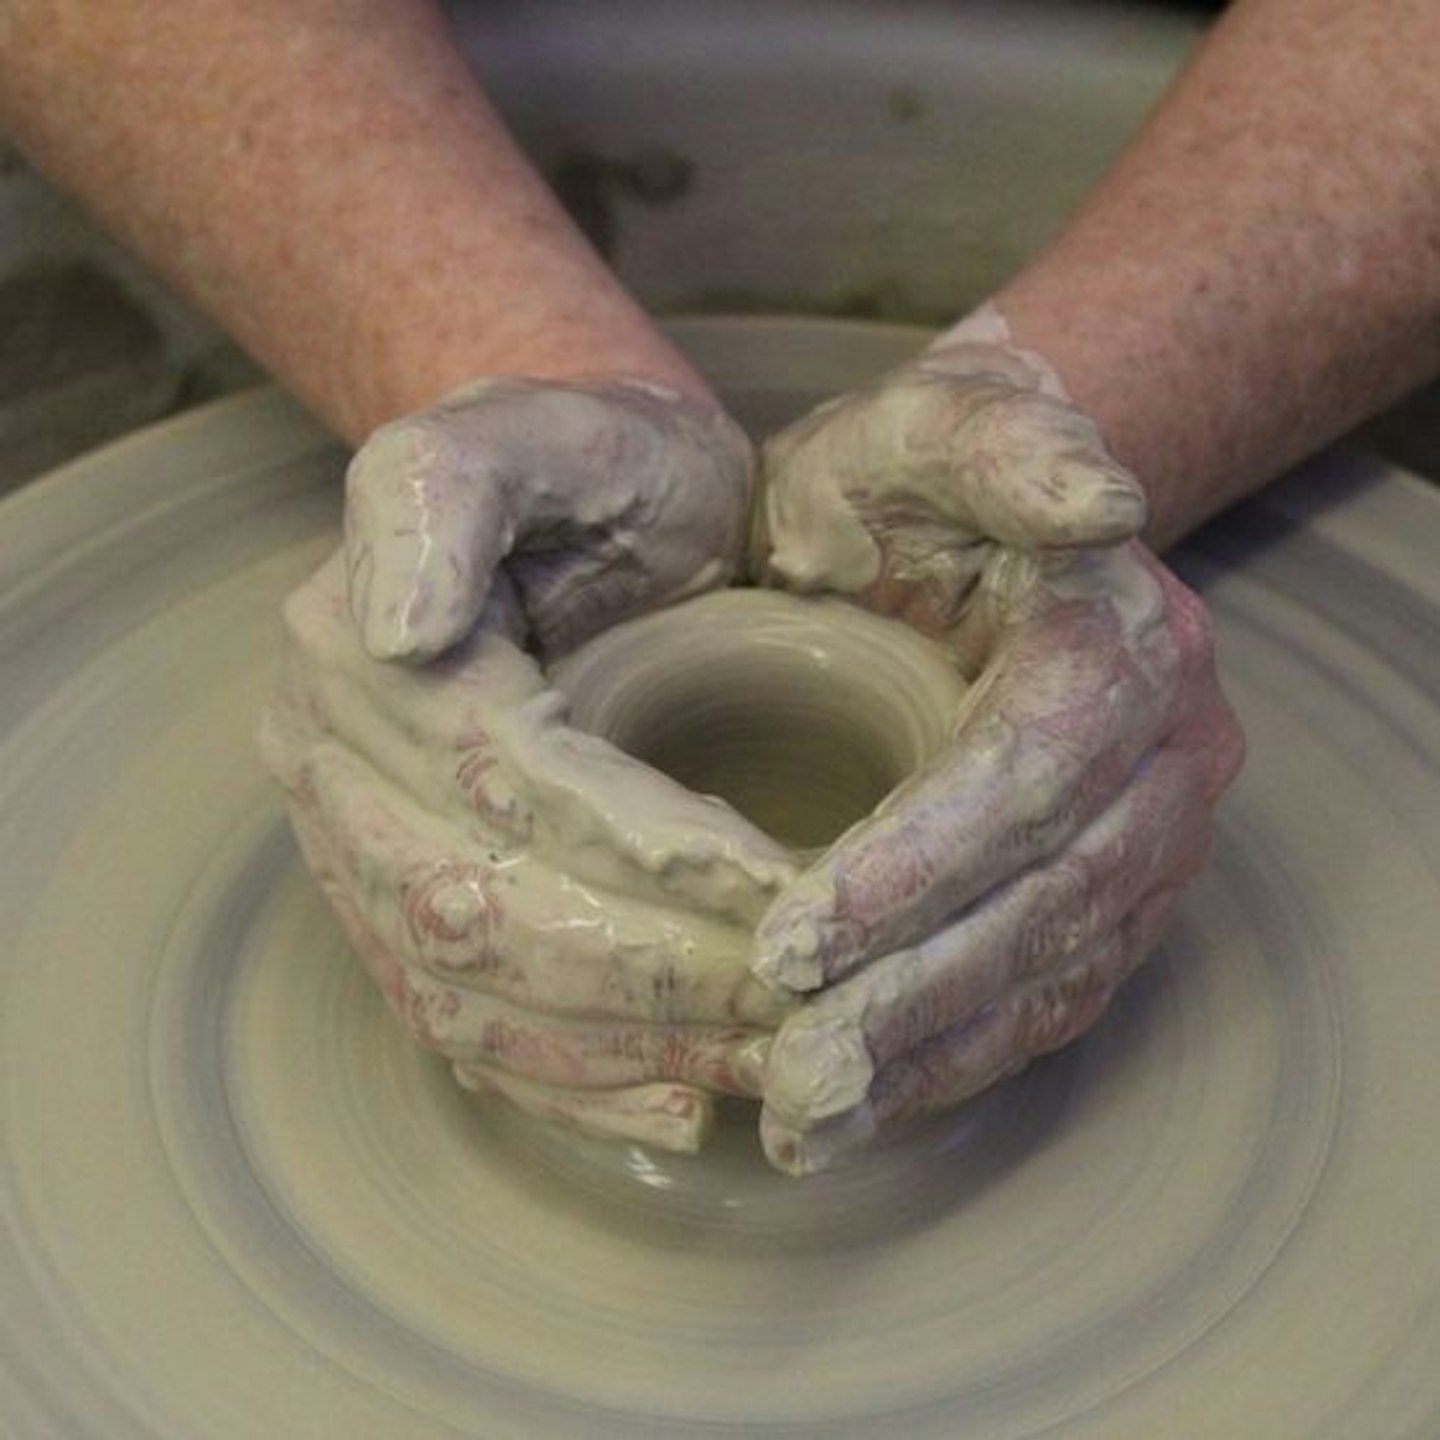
[1054,457,1147,542]
[752,912,826,993]
[760,1102,878,1177]
[1092,478,1148,537]
[766,1015,873,1126]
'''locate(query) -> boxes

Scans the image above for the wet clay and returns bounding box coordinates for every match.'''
[551,587,967,858]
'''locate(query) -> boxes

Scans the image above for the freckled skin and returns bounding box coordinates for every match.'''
[994,1,1440,549]
[0,2,716,438]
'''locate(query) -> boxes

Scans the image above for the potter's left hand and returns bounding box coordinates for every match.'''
[261,552,797,1156]
[263,376,796,1154]
[750,321,1245,1174]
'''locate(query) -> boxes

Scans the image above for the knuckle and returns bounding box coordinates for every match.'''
[1016,961,1115,1058]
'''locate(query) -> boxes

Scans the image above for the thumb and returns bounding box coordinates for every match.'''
[344,413,513,662]
[908,366,1148,550]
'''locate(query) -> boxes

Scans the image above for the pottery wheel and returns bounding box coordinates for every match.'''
[2,318,1438,1438]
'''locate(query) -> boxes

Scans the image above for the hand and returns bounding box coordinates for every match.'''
[750,320,1245,1174]
[344,376,753,662]
[262,379,799,1153]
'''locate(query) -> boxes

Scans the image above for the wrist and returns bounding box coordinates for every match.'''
[922,301,1073,402]
[322,192,718,438]
[344,301,719,441]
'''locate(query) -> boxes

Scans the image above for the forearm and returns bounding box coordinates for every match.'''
[0,0,708,442]
[992,0,1440,547]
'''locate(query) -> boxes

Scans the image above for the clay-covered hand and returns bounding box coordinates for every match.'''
[344,376,753,662]
[263,376,795,1153]
[750,315,1245,1174]
[261,550,797,1153]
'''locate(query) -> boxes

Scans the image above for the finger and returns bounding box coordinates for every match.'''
[289,740,791,1027]
[904,358,1148,548]
[454,1063,720,1155]
[344,406,514,662]
[761,745,1213,1127]
[446,1010,768,1096]
[391,958,771,1095]
[289,796,774,1094]
[269,552,542,832]
[754,547,1182,991]
[1149,564,1248,803]
[275,554,798,926]
[761,887,1177,1176]
[758,370,1145,600]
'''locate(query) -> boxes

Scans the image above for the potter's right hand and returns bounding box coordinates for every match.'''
[260,551,798,1154]
[343,375,754,661]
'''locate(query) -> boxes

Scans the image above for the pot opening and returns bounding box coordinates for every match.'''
[612,657,912,854]
[553,590,963,860]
